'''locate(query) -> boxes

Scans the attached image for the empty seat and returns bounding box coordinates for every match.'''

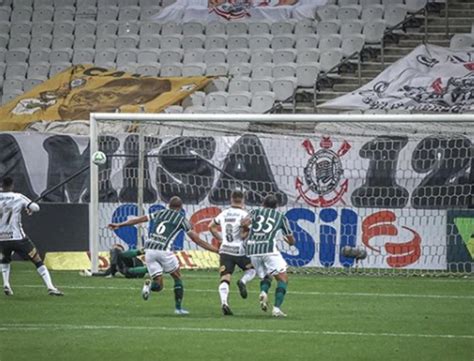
[248,22,271,36]
[320,49,343,73]
[363,20,386,46]
[204,49,227,64]
[182,63,206,76]
[49,50,72,63]
[160,50,183,64]
[8,36,30,50]
[0,7,10,22]
[341,34,365,57]
[182,91,205,108]
[273,63,296,78]
[54,7,75,22]
[136,64,160,76]
[296,34,319,50]
[10,22,32,38]
[50,62,72,76]
[272,77,297,101]
[450,34,474,49]
[319,35,342,52]
[297,49,320,63]
[2,92,24,105]
[184,106,207,114]
[404,0,427,13]
[52,35,74,50]
[29,49,50,64]
[317,5,338,20]
[360,0,381,7]
[5,63,28,80]
[161,35,182,50]
[27,63,50,79]
[116,49,137,66]
[116,35,139,50]
[183,49,205,64]
[296,64,320,87]
[271,21,294,35]
[98,0,119,7]
[96,36,116,50]
[118,22,140,36]
[338,0,359,6]
[249,34,272,50]
[95,49,117,66]
[252,63,274,78]
[251,49,273,64]
[183,22,204,36]
[75,21,96,37]
[250,77,273,93]
[205,35,227,50]
[271,35,295,50]
[32,21,54,37]
[228,64,251,77]
[161,22,182,35]
[295,21,315,35]
[316,21,339,36]
[227,49,250,65]
[337,6,361,21]
[140,22,161,36]
[226,22,248,36]
[340,20,364,37]
[139,35,160,49]
[227,35,249,50]
[273,49,297,64]
[74,35,96,49]
[206,21,225,36]
[11,8,32,22]
[53,21,75,36]
[182,35,205,50]
[97,6,119,21]
[5,50,29,64]
[23,78,44,91]
[205,91,227,108]
[3,79,23,93]
[118,6,139,22]
[205,63,228,76]
[251,91,275,113]
[116,63,137,73]
[384,5,407,28]
[229,77,250,92]
[30,35,53,50]
[227,91,251,108]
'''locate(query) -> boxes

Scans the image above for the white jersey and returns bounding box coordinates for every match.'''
[0,192,39,241]
[213,207,248,256]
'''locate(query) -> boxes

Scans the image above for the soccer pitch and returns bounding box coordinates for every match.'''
[0,262,473,361]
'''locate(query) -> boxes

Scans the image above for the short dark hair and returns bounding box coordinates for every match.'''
[169,196,183,210]
[231,190,244,202]
[262,194,278,209]
[2,177,13,189]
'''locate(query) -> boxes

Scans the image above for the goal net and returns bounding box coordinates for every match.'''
[89,113,474,276]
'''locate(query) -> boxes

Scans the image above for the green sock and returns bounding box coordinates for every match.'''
[275,281,287,308]
[260,278,271,294]
[127,266,147,278]
[174,279,184,310]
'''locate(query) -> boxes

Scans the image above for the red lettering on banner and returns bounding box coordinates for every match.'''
[362,211,421,268]
[190,206,222,248]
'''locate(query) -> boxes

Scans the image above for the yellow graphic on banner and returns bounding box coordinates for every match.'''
[0,65,213,131]
[44,250,219,271]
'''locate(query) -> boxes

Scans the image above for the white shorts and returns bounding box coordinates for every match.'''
[145,250,180,278]
[250,253,287,279]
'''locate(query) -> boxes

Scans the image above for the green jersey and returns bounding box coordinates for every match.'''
[145,209,192,251]
[246,208,292,256]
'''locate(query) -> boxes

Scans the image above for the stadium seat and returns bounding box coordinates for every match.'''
[296,63,320,87]
[5,50,29,64]
[119,0,139,6]
[228,64,251,77]
[249,35,272,50]
[53,21,75,37]
[182,63,206,76]
[295,34,319,50]
[182,35,205,50]
[54,7,75,22]
[160,49,183,64]
[338,0,359,6]
[116,50,137,66]
[30,35,53,51]
[271,21,294,35]
[160,63,182,76]
[183,22,204,36]
[227,36,249,50]
[248,22,271,36]
[226,22,248,36]
[49,49,72,64]
[404,0,428,14]
[117,63,137,73]
[2,91,23,105]
[0,21,10,36]
[97,6,119,21]
[227,91,252,108]
[363,20,386,46]
[295,21,315,35]
[251,49,273,65]
[252,63,274,79]
[273,49,297,64]
[227,49,250,65]
[271,35,295,50]
[205,106,229,114]
[317,5,338,21]
[116,35,139,50]
[250,78,273,93]
[273,63,297,80]
[205,91,227,108]
[29,49,50,64]
[206,21,225,36]
[316,21,340,37]
[0,34,8,49]
[0,7,10,22]
[95,49,117,66]
[10,22,32,38]
[99,0,119,7]
[337,6,361,21]
[139,35,160,50]
[11,8,32,23]
[319,49,343,73]
[184,105,207,114]
[97,22,118,36]
[23,78,44,91]
[74,35,96,49]
[161,22,182,35]
[340,20,364,37]
[5,63,28,80]
[319,35,342,52]
[75,21,97,37]
[229,77,251,93]
[205,35,227,50]
[384,5,407,28]
[205,63,228,76]
[8,36,30,50]
[3,79,23,93]
[360,0,381,8]
[272,77,296,101]
[251,91,275,113]
[182,91,205,108]
[118,7,140,22]
[361,5,384,22]
[164,105,184,113]
[32,21,54,37]
[96,36,116,50]
[140,22,161,36]
[118,22,140,36]
[450,34,474,49]
[183,49,205,64]
[160,35,182,50]
[297,49,320,64]
[52,35,75,51]
[204,49,227,64]
[341,34,365,57]
[136,64,160,76]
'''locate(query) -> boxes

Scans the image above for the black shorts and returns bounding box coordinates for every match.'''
[0,238,38,263]
[219,253,253,277]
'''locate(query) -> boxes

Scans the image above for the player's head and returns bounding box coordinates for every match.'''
[230,190,245,206]
[262,194,278,209]
[1,177,14,191]
[169,196,183,211]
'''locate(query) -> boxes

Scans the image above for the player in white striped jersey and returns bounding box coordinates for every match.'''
[0,177,63,296]
[209,190,256,316]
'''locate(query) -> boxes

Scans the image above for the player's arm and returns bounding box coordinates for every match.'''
[108,215,149,230]
[187,230,219,253]
[281,216,295,246]
[22,195,40,215]
[208,218,222,246]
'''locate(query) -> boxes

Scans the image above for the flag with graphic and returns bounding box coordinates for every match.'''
[319,44,474,113]
[0,65,212,131]
[208,0,299,20]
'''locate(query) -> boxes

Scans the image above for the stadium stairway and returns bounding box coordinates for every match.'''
[300,0,471,114]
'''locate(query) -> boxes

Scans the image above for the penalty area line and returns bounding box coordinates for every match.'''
[0,323,473,340]
[17,285,474,300]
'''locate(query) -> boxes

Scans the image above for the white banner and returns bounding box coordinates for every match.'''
[320,44,474,113]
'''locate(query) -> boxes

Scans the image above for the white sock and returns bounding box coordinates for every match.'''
[240,269,256,285]
[37,265,55,290]
[218,281,230,306]
[1,263,11,288]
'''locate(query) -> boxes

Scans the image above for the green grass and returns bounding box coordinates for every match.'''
[0,262,473,361]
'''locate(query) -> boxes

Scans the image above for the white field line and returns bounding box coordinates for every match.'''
[17,284,474,300]
[0,323,473,340]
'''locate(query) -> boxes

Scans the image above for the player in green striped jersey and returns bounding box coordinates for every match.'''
[242,194,295,317]
[108,196,218,315]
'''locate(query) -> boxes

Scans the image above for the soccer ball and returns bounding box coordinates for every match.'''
[92,151,107,166]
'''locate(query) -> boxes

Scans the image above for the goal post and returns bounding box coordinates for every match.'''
[89,113,474,275]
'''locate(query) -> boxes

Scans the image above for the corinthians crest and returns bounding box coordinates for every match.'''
[296,137,351,207]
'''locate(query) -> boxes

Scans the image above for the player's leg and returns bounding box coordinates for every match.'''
[268,254,289,317]
[162,251,188,315]
[0,243,13,295]
[16,239,63,296]
[251,256,271,311]
[236,256,256,299]
[142,250,164,300]
[218,254,236,315]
